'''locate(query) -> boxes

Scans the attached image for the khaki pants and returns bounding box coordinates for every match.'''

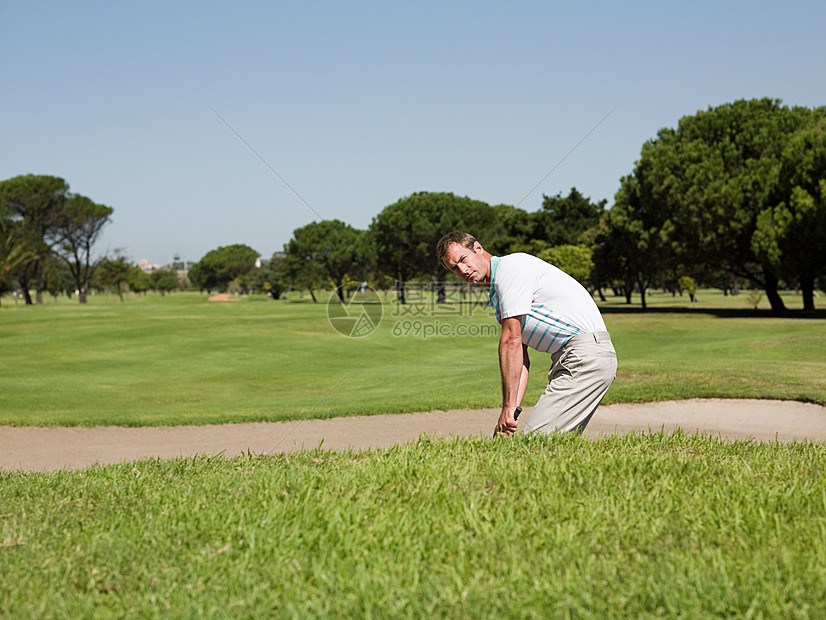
[523,331,617,435]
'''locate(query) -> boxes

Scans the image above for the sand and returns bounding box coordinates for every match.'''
[2,399,824,472]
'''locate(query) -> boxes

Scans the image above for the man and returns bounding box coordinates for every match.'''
[436,231,617,436]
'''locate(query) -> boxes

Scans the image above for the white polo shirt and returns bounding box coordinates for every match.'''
[489,253,607,355]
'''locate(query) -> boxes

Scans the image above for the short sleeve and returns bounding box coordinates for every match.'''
[494,256,534,319]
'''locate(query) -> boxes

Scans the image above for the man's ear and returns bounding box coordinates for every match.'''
[473,241,483,253]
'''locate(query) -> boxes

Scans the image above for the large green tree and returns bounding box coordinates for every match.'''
[369,192,501,302]
[477,203,534,256]
[534,187,607,247]
[190,244,259,294]
[752,117,826,310]
[591,176,666,307]
[0,175,70,304]
[283,220,369,303]
[51,194,113,303]
[605,99,824,312]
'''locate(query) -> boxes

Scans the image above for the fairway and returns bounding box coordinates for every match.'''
[1,289,825,427]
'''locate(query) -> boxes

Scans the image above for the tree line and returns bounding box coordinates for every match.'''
[3,98,824,311]
[241,99,825,312]
[0,176,184,305]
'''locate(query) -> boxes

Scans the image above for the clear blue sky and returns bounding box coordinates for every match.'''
[2,1,824,265]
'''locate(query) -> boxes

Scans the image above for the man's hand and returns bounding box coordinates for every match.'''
[494,406,521,436]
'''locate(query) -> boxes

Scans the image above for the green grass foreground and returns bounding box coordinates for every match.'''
[1,290,825,426]
[2,433,825,618]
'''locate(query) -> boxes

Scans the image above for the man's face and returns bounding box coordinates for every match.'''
[444,241,489,284]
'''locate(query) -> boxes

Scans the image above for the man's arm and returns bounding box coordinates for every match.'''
[517,343,530,407]
[497,316,529,435]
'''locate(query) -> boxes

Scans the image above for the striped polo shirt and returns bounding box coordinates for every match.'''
[489,253,607,355]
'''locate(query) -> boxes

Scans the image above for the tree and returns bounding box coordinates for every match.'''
[150,268,178,295]
[536,244,594,289]
[97,253,134,301]
[592,172,673,309]
[369,192,500,302]
[534,187,607,246]
[283,220,369,303]
[479,203,534,256]
[678,275,698,303]
[673,99,815,311]
[247,261,284,298]
[752,117,826,310]
[610,99,822,312]
[190,244,259,294]
[51,194,113,303]
[186,262,208,293]
[0,216,35,306]
[0,175,70,304]
[275,242,324,302]
[44,259,76,299]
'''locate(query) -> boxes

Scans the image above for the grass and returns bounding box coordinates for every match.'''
[1,289,825,426]
[2,290,825,617]
[2,433,825,617]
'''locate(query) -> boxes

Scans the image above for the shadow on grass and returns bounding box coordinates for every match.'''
[599,305,826,319]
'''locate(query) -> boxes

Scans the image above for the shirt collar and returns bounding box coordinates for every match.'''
[489,256,500,298]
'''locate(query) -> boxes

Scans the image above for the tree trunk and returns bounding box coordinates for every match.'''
[800,272,815,312]
[18,273,34,304]
[436,279,446,304]
[79,289,87,304]
[397,280,406,305]
[35,260,45,304]
[763,271,787,313]
[638,280,648,310]
[624,277,635,304]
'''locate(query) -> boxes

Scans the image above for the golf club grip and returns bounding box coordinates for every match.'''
[494,406,522,437]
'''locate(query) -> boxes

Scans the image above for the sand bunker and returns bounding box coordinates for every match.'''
[1,399,824,472]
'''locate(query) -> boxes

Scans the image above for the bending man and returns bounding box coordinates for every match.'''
[437,231,617,436]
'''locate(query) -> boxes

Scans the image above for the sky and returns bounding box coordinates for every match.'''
[2,1,824,266]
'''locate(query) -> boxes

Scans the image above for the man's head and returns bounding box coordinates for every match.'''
[436,231,492,284]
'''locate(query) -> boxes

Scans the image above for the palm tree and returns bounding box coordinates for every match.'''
[0,224,35,306]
